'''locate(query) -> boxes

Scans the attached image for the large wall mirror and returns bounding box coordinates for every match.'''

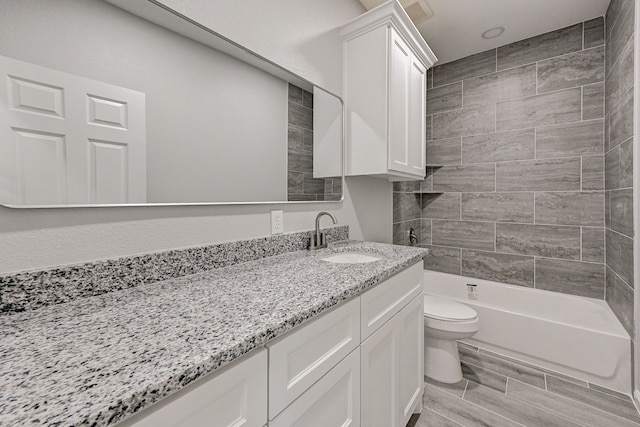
[0,0,343,207]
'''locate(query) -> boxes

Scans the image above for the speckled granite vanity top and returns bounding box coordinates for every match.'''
[0,240,426,426]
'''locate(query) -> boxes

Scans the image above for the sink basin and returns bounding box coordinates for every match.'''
[321,252,382,264]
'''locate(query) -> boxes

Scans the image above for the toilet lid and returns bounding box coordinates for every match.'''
[424,295,477,321]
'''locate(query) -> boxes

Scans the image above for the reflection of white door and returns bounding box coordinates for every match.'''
[0,55,146,206]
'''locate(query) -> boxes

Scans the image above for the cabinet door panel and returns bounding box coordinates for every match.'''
[124,349,267,427]
[361,262,422,340]
[267,298,360,418]
[388,29,412,175]
[398,295,425,424]
[270,349,360,427]
[361,316,399,427]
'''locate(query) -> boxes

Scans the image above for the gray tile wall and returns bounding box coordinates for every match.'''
[393,181,422,247]
[398,19,611,300]
[604,0,635,339]
[287,84,341,201]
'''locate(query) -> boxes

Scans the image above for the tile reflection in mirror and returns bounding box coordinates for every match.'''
[0,0,343,207]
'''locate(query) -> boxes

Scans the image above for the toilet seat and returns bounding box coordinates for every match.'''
[424,295,477,321]
[423,295,480,334]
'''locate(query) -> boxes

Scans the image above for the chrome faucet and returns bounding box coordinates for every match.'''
[309,211,338,250]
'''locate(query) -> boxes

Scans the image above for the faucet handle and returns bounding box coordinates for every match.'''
[309,232,327,250]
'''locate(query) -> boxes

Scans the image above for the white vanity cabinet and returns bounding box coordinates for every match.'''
[341,0,436,181]
[116,261,423,427]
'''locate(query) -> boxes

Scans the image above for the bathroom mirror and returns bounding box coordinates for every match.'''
[0,0,343,207]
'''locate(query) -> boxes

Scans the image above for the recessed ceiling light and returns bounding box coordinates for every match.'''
[481,26,505,39]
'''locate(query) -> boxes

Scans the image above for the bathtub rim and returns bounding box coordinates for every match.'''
[423,269,631,394]
[423,270,629,339]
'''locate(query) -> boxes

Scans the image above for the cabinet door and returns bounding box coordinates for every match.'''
[361,314,399,427]
[408,57,426,175]
[398,295,425,425]
[122,349,267,427]
[267,298,360,418]
[388,29,412,176]
[270,349,360,427]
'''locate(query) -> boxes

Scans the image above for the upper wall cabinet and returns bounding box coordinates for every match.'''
[341,0,436,181]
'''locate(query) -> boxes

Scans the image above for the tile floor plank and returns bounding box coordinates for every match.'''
[463,381,582,427]
[425,383,524,427]
[425,376,468,398]
[508,378,640,427]
[546,376,640,423]
[588,382,633,402]
[462,361,508,393]
[476,347,589,387]
[408,408,465,427]
[459,347,546,389]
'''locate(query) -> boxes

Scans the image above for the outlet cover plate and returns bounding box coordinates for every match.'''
[271,210,284,234]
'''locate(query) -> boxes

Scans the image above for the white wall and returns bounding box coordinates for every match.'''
[0,0,288,203]
[0,0,394,274]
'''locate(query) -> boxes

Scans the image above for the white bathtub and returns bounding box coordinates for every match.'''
[424,271,632,394]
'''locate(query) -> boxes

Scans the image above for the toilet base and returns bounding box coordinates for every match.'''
[424,337,462,384]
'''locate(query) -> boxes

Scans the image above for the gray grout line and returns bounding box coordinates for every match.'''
[544,373,548,391]
[424,243,606,267]
[461,379,469,400]
[606,265,635,292]
[431,151,602,168]
[580,224,583,261]
[433,116,591,142]
[581,85,585,121]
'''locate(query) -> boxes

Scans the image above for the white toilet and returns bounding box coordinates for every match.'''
[423,294,480,383]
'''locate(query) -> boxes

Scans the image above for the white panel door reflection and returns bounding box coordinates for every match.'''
[0,55,146,206]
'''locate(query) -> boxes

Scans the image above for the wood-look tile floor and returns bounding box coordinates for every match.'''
[408,342,640,427]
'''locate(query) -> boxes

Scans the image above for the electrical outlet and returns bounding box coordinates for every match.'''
[271,210,283,234]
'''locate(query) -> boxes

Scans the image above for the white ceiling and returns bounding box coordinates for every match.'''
[415,0,611,64]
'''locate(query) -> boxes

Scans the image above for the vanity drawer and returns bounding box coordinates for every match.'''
[360,261,422,340]
[266,297,360,419]
[119,348,267,427]
[270,348,360,427]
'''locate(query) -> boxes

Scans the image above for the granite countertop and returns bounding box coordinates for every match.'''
[0,240,426,426]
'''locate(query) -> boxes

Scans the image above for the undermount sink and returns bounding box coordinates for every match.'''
[321,252,382,264]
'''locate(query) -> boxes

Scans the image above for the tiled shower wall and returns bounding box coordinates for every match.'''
[395,18,609,299]
[604,0,635,338]
[287,84,342,201]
